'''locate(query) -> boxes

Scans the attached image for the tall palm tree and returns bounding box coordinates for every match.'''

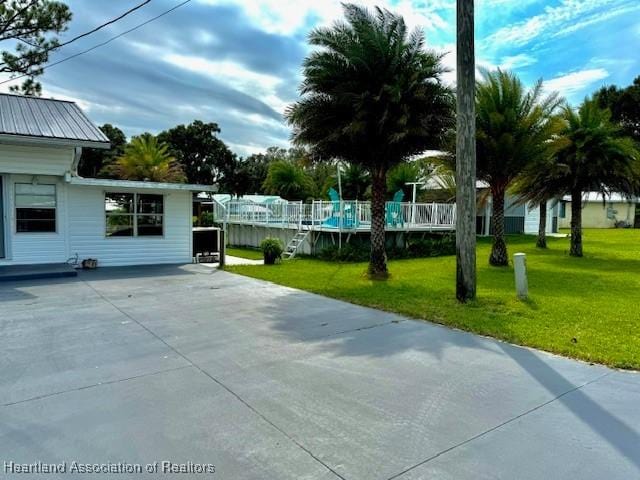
[110,134,186,183]
[286,3,454,278]
[512,114,565,249]
[540,99,640,256]
[475,70,560,265]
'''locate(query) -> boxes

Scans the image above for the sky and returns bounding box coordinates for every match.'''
[1,0,638,156]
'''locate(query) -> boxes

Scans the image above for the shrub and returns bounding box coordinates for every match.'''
[318,234,455,262]
[407,235,456,257]
[198,212,215,227]
[319,243,370,262]
[260,237,284,265]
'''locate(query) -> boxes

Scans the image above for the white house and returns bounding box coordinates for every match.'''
[558,192,639,229]
[0,93,215,267]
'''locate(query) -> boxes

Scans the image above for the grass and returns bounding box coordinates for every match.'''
[226,246,264,260]
[227,229,640,370]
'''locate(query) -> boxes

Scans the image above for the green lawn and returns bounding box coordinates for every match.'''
[226,246,264,260]
[227,229,640,369]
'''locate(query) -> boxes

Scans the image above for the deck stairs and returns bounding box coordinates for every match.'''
[283,230,310,259]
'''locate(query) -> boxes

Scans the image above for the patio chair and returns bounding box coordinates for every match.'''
[322,187,358,228]
[386,189,405,227]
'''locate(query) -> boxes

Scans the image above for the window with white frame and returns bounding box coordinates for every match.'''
[105,193,163,237]
[15,183,56,233]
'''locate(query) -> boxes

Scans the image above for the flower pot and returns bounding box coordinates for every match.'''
[264,252,279,265]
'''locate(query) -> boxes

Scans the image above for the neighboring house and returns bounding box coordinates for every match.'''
[558,192,640,229]
[476,194,559,236]
[0,93,215,267]
[424,174,559,235]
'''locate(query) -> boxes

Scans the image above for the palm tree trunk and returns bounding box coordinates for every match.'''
[537,200,547,248]
[369,167,388,278]
[570,188,583,257]
[455,0,477,301]
[489,185,508,266]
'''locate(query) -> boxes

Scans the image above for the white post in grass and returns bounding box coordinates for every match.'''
[513,253,528,299]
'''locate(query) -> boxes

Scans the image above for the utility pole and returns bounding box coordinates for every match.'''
[456,0,477,301]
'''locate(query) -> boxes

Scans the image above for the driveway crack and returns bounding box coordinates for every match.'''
[2,365,193,407]
[386,371,612,479]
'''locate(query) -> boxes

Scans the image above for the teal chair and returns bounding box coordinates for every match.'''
[323,188,358,228]
[386,190,405,227]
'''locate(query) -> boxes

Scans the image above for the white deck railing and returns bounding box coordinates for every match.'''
[217,200,456,231]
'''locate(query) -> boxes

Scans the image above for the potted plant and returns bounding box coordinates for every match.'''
[260,237,284,265]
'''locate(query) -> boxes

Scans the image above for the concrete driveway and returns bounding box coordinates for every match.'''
[1,265,638,479]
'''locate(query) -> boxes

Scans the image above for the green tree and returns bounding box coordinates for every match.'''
[339,163,370,200]
[308,162,336,199]
[594,76,640,142]
[157,120,236,185]
[387,162,420,199]
[109,134,186,183]
[262,160,314,200]
[286,4,454,277]
[474,70,560,266]
[0,1,72,95]
[221,153,270,197]
[541,99,640,256]
[78,124,126,178]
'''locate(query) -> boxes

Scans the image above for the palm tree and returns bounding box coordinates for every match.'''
[286,3,454,277]
[262,160,314,201]
[540,99,640,256]
[339,163,370,200]
[109,134,186,183]
[387,162,420,199]
[475,70,560,265]
[512,162,561,249]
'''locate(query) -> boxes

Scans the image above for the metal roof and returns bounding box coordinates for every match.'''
[0,93,110,148]
[67,176,218,192]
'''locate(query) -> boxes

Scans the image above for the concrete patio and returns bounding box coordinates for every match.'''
[0,264,638,479]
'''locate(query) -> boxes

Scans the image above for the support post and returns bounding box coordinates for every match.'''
[513,253,528,299]
[218,230,226,269]
[456,0,477,302]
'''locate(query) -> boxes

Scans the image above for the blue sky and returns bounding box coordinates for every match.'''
[2,0,638,156]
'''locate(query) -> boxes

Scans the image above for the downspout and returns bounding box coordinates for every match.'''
[71,147,82,177]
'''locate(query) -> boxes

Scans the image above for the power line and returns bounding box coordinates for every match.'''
[0,0,152,67]
[0,0,192,86]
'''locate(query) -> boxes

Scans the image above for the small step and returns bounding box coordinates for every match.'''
[0,263,78,282]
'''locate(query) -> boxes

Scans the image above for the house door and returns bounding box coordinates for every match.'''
[0,176,4,258]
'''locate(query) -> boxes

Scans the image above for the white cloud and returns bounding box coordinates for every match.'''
[485,0,638,49]
[198,0,453,36]
[544,68,609,98]
[162,53,288,112]
[498,53,537,70]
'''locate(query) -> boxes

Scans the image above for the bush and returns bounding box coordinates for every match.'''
[406,235,456,257]
[318,234,455,262]
[318,243,370,262]
[260,237,284,265]
[193,211,215,227]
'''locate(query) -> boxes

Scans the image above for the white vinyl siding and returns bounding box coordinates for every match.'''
[0,143,74,176]
[67,185,191,266]
[4,175,68,264]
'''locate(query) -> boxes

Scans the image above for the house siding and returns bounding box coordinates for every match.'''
[0,143,74,176]
[559,201,637,229]
[2,174,68,264]
[67,185,192,266]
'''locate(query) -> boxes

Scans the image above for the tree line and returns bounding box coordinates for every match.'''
[79,122,433,201]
